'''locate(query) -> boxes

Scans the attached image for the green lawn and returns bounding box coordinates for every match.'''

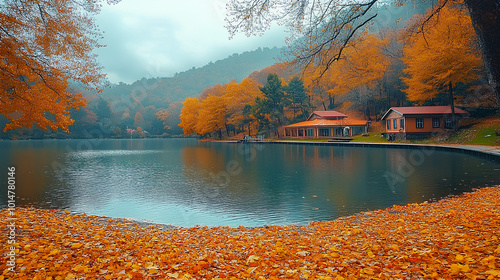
[469,125,500,145]
[351,133,389,143]
[440,120,500,146]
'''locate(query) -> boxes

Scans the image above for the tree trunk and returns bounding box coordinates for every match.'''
[464,0,500,107]
[365,103,371,121]
[328,95,335,109]
[449,81,456,130]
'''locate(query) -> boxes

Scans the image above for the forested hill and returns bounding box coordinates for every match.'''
[0,47,286,139]
[100,46,285,103]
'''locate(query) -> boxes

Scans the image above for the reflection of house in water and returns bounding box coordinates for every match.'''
[284,111,370,138]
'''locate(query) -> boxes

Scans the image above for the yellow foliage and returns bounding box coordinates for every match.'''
[195,95,227,136]
[0,0,109,132]
[178,98,201,135]
[401,3,482,102]
[1,186,500,278]
[303,33,390,100]
[179,78,262,136]
[224,78,262,126]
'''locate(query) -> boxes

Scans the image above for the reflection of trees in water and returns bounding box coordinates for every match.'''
[10,144,68,209]
[281,145,379,217]
[3,139,500,225]
[181,145,256,202]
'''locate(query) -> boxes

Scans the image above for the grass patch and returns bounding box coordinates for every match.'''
[440,118,500,146]
[351,133,389,143]
[470,125,500,145]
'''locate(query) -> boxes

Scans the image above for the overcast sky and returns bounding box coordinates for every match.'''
[94,0,287,84]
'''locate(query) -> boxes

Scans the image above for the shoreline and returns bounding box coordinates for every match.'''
[2,186,499,279]
[217,139,500,161]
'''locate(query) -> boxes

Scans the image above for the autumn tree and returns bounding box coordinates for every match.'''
[224,78,262,132]
[401,3,482,128]
[179,98,201,135]
[155,109,170,131]
[195,95,227,139]
[133,112,145,130]
[198,83,228,100]
[226,0,500,106]
[0,0,119,132]
[301,33,390,117]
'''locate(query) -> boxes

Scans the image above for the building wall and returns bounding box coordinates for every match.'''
[405,116,449,133]
[384,111,404,133]
[285,125,367,138]
[385,116,458,134]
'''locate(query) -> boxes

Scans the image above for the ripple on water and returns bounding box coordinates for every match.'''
[68,150,162,160]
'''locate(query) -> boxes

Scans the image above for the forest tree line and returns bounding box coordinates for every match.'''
[0,47,284,139]
[178,1,497,139]
[1,0,497,140]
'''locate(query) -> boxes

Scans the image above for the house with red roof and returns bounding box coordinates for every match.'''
[381,106,469,140]
[284,111,370,138]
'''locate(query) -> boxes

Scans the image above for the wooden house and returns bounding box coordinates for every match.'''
[381,106,468,140]
[284,111,370,138]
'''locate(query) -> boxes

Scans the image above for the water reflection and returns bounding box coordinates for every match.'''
[0,139,499,227]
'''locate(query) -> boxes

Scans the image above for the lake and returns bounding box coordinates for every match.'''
[1,138,499,227]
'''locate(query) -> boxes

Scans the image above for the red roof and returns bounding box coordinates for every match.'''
[285,119,369,128]
[308,111,347,120]
[382,106,468,119]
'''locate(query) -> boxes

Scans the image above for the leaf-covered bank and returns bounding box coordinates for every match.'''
[1,187,500,279]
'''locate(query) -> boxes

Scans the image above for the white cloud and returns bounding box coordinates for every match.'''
[94,0,287,84]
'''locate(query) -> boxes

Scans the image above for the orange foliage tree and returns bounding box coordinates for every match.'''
[401,4,482,103]
[224,78,262,129]
[226,0,500,106]
[179,98,201,135]
[155,109,170,130]
[179,79,264,138]
[303,34,390,108]
[0,0,117,132]
[195,95,227,138]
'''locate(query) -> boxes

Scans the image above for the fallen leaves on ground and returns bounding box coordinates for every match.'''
[1,186,500,279]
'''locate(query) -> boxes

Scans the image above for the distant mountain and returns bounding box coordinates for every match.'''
[99,46,286,104]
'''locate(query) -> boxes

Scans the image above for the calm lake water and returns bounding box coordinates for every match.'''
[1,138,499,227]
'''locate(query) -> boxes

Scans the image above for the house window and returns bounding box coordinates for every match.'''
[335,128,343,136]
[307,128,315,137]
[416,118,424,129]
[432,118,440,128]
[298,129,303,137]
[393,119,397,130]
[400,119,404,129]
[319,128,330,137]
[386,120,391,130]
[445,118,453,128]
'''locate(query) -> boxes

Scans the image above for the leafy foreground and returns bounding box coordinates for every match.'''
[2,187,500,280]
